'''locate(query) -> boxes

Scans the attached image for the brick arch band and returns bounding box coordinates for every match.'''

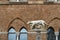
[48,17,60,24]
[8,17,27,32]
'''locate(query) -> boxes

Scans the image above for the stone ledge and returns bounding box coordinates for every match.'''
[0,1,60,5]
[28,1,44,4]
[0,1,28,5]
[0,1,44,5]
[0,1,9,4]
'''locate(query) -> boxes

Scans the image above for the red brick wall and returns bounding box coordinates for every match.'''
[0,4,60,40]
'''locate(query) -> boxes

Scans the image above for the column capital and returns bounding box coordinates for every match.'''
[55,32,59,36]
[16,32,19,36]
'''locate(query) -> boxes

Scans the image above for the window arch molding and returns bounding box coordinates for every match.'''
[19,26,27,32]
[48,17,60,24]
[8,27,16,32]
[47,27,55,31]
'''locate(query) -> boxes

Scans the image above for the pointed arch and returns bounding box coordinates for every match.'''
[8,27,16,40]
[9,28,16,32]
[19,26,27,32]
[48,17,60,24]
[19,27,28,40]
[8,27,16,32]
[8,17,27,29]
[20,28,27,32]
[47,26,56,40]
[47,26,55,32]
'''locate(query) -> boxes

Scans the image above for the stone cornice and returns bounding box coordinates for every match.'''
[0,1,60,5]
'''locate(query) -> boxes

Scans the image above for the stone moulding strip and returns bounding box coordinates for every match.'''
[28,1,44,4]
[0,1,9,4]
[0,1,60,5]
[0,1,43,5]
[0,1,28,5]
[0,32,59,34]
[0,1,44,4]
[0,32,47,34]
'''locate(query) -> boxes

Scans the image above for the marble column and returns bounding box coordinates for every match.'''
[55,32,59,40]
[16,32,19,40]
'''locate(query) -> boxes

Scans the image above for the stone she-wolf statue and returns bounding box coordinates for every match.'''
[27,20,48,31]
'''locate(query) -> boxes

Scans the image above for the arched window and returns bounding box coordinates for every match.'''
[47,27,56,40]
[20,28,27,40]
[8,28,16,40]
[58,29,60,40]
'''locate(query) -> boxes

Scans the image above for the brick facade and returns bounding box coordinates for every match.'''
[0,0,60,40]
